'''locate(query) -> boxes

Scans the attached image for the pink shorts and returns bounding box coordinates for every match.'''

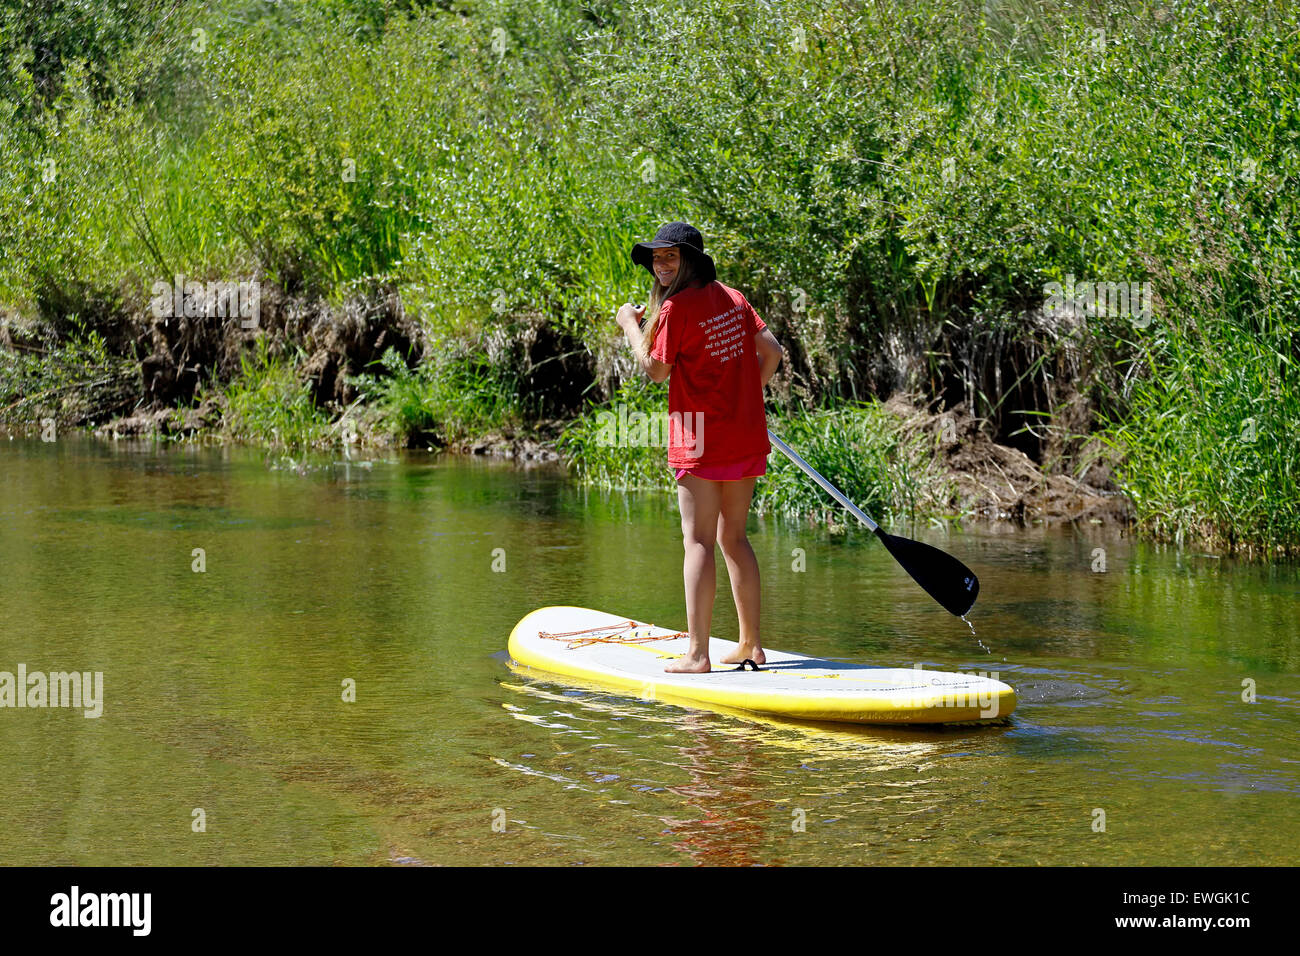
[674,452,768,482]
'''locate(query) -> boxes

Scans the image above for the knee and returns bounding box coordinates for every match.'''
[682,529,714,555]
[716,526,750,557]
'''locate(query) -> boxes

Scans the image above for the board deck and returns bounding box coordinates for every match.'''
[508,606,1016,725]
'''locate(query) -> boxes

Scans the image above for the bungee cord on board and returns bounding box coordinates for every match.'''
[537,621,686,650]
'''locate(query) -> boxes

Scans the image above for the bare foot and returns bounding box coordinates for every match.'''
[720,644,766,665]
[664,654,710,674]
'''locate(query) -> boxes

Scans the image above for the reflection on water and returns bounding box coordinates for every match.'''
[1,435,1297,865]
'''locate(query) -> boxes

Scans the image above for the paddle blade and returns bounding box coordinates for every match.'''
[875,531,980,617]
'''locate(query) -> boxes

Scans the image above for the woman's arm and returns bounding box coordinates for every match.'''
[755,328,783,386]
[617,303,671,383]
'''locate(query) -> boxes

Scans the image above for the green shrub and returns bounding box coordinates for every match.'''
[3,0,1299,551]
[0,323,137,426]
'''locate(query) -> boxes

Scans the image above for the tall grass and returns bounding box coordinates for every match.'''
[558,377,674,491]
[348,346,521,447]
[1104,324,1300,556]
[756,405,959,526]
[220,337,335,450]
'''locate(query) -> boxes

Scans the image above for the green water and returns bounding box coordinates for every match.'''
[1,436,1297,866]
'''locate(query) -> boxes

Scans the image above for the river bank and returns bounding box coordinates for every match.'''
[2,0,1295,554]
[0,348,1131,533]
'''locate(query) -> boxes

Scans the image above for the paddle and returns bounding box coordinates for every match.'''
[767,429,980,617]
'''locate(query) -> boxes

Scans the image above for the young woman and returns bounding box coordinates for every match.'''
[615,222,784,673]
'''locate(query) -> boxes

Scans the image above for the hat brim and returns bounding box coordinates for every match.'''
[631,241,716,283]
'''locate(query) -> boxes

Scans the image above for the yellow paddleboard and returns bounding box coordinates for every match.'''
[508,606,1016,726]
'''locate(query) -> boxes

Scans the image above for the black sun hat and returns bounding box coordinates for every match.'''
[631,222,717,283]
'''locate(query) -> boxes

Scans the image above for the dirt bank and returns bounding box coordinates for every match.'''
[883,395,1133,525]
[3,289,1131,526]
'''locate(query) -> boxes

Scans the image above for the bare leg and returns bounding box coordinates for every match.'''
[715,477,765,664]
[665,474,721,673]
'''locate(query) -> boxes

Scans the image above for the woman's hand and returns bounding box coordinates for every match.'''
[615,302,645,329]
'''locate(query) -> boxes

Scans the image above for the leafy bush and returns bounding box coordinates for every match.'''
[0,323,137,425]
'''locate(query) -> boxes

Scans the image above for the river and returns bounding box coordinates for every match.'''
[1,436,1296,865]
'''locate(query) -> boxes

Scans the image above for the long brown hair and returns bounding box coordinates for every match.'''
[639,252,699,357]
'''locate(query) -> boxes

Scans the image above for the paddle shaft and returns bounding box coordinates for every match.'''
[766,429,879,533]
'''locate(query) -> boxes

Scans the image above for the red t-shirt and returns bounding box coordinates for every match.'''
[649,281,770,468]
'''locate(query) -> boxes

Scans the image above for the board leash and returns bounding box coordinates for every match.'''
[538,620,688,650]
